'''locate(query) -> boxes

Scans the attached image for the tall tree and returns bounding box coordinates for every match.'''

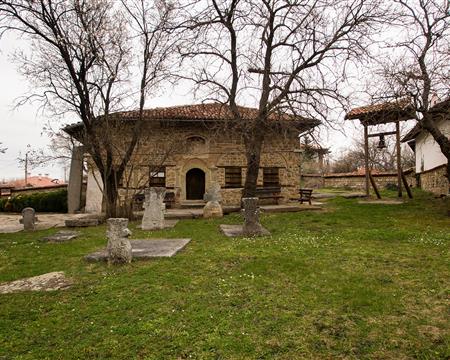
[0,0,175,217]
[179,0,386,197]
[377,0,450,180]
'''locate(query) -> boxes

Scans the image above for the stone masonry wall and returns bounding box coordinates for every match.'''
[301,172,416,191]
[419,165,449,195]
[90,121,301,207]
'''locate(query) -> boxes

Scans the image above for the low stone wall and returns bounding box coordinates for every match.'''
[300,174,324,189]
[301,171,416,191]
[1,184,68,197]
[419,165,449,195]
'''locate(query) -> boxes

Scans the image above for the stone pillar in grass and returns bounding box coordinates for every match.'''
[20,207,37,231]
[106,218,132,264]
[242,197,265,236]
[203,183,223,218]
[141,187,166,230]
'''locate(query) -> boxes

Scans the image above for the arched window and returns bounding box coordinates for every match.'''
[186,136,207,153]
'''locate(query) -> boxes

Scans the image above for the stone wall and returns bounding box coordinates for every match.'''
[300,174,324,189]
[301,171,416,191]
[1,184,68,197]
[419,164,449,195]
[86,121,302,208]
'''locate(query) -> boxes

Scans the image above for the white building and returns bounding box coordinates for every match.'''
[402,100,449,195]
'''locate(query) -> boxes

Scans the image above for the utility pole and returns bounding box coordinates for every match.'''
[25,151,28,187]
[24,144,31,187]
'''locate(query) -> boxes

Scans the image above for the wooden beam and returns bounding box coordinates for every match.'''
[396,121,403,197]
[401,172,413,199]
[364,124,370,197]
[367,131,397,138]
[369,171,381,199]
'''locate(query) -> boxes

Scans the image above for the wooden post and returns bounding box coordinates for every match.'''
[369,171,381,199]
[364,123,370,197]
[395,121,403,197]
[401,172,413,199]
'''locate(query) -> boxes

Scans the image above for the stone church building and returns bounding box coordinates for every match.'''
[64,103,319,212]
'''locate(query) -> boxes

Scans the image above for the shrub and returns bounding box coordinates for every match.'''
[0,197,6,211]
[0,189,67,213]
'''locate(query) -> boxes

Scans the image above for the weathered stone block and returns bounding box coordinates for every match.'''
[142,187,166,230]
[20,207,37,231]
[106,218,132,264]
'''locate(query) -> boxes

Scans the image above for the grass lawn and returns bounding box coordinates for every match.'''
[0,190,449,359]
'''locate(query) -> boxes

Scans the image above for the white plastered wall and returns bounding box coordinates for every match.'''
[85,167,103,213]
[415,119,449,173]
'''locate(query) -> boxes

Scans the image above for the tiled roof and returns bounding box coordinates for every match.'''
[115,103,318,122]
[1,176,64,189]
[63,103,320,134]
[345,99,413,120]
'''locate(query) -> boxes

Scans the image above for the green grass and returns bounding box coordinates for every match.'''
[0,190,449,359]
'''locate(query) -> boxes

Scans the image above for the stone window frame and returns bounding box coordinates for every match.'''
[224,166,243,188]
[263,167,280,187]
[149,165,166,187]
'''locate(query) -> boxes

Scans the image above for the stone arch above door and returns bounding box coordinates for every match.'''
[180,158,211,201]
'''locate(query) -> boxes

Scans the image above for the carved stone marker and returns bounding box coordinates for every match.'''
[242,197,265,236]
[203,183,223,218]
[141,187,166,230]
[20,207,37,231]
[106,218,132,264]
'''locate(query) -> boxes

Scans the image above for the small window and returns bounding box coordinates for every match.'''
[225,167,242,188]
[0,188,11,196]
[263,167,279,187]
[149,166,166,187]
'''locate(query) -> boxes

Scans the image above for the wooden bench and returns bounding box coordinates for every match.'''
[255,186,283,205]
[299,188,313,205]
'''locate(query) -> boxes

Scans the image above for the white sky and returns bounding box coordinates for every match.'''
[0,32,413,182]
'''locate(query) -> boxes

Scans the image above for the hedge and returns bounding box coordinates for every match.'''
[0,189,67,213]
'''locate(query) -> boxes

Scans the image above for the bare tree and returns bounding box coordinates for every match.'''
[331,137,415,173]
[376,0,450,180]
[0,0,175,217]
[178,0,386,197]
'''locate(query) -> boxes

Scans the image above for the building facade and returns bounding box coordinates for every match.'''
[402,100,449,195]
[64,104,319,212]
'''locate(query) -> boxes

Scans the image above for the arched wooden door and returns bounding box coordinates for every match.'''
[186,168,205,200]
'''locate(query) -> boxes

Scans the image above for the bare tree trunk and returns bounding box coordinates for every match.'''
[243,130,264,198]
[103,171,119,218]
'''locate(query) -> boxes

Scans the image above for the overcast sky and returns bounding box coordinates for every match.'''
[0,32,411,182]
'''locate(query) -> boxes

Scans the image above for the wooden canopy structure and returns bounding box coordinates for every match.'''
[345,99,415,198]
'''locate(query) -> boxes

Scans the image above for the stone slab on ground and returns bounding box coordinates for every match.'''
[137,219,179,230]
[219,224,271,237]
[85,238,191,262]
[41,230,80,243]
[0,271,72,294]
[65,218,99,227]
[358,199,404,205]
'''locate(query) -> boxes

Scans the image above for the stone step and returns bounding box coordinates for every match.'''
[180,200,206,209]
